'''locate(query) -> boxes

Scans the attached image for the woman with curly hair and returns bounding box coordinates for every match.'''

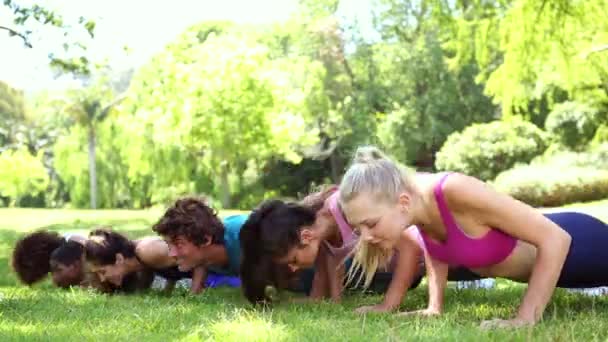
[12,230,89,288]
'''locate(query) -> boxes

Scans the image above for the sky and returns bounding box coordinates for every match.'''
[0,0,374,93]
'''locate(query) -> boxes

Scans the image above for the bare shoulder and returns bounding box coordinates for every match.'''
[398,227,422,254]
[438,172,497,211]
[135,237,171,266]
[135,237,167,250]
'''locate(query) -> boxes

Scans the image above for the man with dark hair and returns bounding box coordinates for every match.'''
[152,197,245,288]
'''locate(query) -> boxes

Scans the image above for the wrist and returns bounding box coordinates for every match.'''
[426,305,441,314]
[515,311,539,324]
[380,300,399,311]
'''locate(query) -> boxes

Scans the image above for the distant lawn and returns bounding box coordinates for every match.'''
[0,202,607,341]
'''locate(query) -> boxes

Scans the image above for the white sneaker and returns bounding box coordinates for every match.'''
[566,287,608,297]
[151,276,167,290]
[456,279,496,289]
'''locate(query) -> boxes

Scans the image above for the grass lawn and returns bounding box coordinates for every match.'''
[0,201,607,341]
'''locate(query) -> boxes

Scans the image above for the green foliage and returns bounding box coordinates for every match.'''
[117,24,321,207]
[494,144,608,207]
[0,148,49,206]
[6,1,608,209]
[441,0,608,115]
[435,120,548,181]
[494,165,608,207]
[545,101,603,150]
[592,124,608,146]
[53,123,132,209]
[494,167,608,208]
[0,81,26,148]
[259,157,332,198]
[371,4,497,168]
[536,143,608,170]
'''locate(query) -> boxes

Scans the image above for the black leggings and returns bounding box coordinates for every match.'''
[550,212,608,288]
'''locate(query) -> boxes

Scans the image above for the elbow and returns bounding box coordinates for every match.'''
[543,228,571,260]
[557,229,572,253]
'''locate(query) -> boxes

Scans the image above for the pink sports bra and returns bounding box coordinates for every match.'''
[417,173,517,268]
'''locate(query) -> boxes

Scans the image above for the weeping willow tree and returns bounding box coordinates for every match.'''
[439,0,608,115]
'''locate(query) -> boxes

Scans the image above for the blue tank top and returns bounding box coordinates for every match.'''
[207,214,248,276]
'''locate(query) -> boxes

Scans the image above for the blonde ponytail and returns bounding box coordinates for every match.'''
[340,145,410,289]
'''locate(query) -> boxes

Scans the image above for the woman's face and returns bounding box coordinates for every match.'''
[275,198,342,272]
[342,191,411,251]
[50,261,83,288]
[275,214,329,273]
[89,254,128,286]
[277,239,320,272]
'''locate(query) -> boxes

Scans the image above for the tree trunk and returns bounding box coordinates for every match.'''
[88,124,97,209]
[220,161,231,209]
[329,152,340,184]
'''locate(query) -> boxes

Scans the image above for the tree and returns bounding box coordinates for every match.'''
[119,24,319,207]
[360,0,497,167]
[436,0,608,114]
[0,148,49,206]
[262,0,367,182]
[63,83,125,209]
[0,80,26,149]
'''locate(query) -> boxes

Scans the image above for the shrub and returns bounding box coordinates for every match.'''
[0,148,49,206]
[493,165,608,207]
[435,120,548,181]
[545,101,602,150]
[493,145,608,207]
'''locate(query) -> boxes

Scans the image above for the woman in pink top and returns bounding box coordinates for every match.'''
[239,186,484,305]
[240,185,429,304]
[339,146,608,328]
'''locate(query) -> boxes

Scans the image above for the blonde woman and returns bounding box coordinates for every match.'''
[339,146,608,328]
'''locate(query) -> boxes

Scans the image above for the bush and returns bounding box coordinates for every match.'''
[545,101,602,150]
[0,148,50,206]
[591,124,608,146]
[534,143,608,169]
[493,165,608,207]
[435,120,548,181]
[494,145,608,207]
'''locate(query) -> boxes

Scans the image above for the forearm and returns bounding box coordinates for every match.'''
[427,261,448,312]
[327,256,344,302]
[517,236,570,322]
[380,283,408,311]
[309,262,330,300]
[190,266,207,294]
[380,260,419,310]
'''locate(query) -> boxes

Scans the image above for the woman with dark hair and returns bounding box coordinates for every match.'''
[12,230,99,289]
[239,192,424,305]
[239,186,488,307]
[85,228,206,294]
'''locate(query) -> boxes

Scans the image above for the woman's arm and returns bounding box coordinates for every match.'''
[356,230,422,313]
[399,247,449,316]
[445,174,571,326]
[326,253,345,302]
[135,238,176,269]
[308,246,330,300]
